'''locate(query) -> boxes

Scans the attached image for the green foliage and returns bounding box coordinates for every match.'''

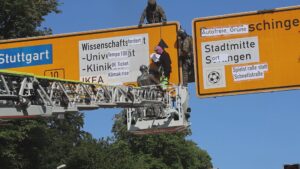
[109,111,213,169]
[0,119,49,169]
[66,134,110,169]
[0,112,87,169]
[62,111,213,169]
[0,111,213,169]
[0,0,61,39]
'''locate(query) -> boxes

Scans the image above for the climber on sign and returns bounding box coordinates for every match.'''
[139,0,167,26]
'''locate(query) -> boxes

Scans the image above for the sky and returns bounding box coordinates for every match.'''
[42,1,300,169]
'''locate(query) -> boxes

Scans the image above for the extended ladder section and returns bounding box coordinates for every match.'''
[0,70,190,134]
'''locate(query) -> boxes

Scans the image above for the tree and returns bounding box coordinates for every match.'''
[65,133,111,169]
[0,0,61,39]
[0,112,87,169]
[0,119,50,169]
[64,111,213,169]
[0,1,74,169]
[110,111,213,169]
[38,112,88,169]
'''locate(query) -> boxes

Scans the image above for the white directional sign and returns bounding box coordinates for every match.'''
[193,6,300,98]
[79,34,149,85]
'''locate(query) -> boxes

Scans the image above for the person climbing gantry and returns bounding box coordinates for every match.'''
[178,28,194,86]
[139,0,167,26]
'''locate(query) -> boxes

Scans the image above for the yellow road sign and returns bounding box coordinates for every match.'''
[193,6,300,98]
[0,22,181,86]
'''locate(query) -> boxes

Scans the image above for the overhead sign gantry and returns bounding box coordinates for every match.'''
[193,6,300,98]
[0,22,181,86]
[0,22,190,134]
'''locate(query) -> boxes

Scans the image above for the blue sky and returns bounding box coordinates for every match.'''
[43,1,300,169]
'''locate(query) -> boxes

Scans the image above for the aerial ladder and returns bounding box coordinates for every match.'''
[0,70,190,134]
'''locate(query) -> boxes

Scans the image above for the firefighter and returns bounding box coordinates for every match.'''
[137,65,160,87]
[178,28,194,86]
[137,65,161,118]
[139,0,167,26]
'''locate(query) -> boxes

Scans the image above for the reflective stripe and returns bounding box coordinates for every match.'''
[160,76,169,89]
